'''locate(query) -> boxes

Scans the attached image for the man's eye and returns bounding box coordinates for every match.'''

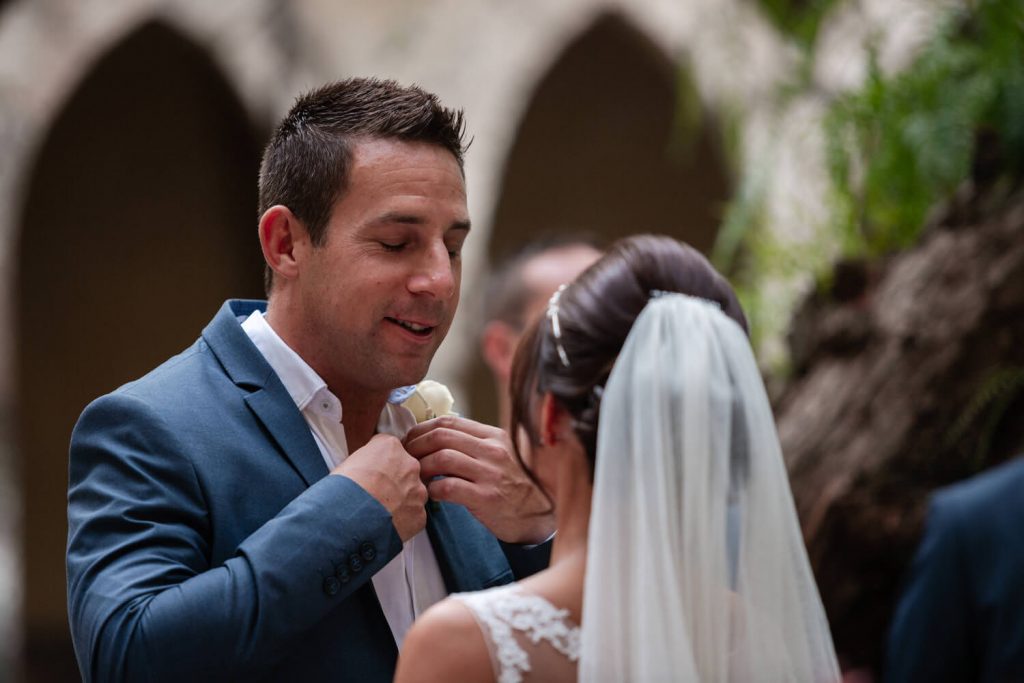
[446,241,466,259]
[381,242,406,252]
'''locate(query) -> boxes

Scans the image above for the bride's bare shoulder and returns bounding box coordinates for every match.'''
[394,598,493,683]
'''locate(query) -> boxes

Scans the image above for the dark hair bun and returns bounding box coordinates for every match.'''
[510,235,748,479]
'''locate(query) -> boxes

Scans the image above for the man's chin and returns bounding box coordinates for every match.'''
[379,363,431,393]
[365,339,442,392]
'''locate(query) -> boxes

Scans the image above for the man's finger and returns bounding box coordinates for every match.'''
[418,448,488,483]
[405,426,477,458]
[404,414,500,443]
[426,476,486,510]
[405,426,502,462]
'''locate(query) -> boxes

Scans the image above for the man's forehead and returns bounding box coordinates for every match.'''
[515,245,602,324]
[340,136,469,225]
[521,245,602,291]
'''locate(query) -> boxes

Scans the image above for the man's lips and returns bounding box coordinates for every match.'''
[385,316,436,337]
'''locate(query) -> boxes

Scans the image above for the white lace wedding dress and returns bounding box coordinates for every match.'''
[452,585,581,683]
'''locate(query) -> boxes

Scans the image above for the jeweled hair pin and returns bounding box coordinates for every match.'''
[547,283,571,368]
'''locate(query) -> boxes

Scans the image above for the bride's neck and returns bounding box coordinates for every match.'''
[523,459,591,623]
[548,458,592,568]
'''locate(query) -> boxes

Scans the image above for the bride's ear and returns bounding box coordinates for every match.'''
[538,392,570,447]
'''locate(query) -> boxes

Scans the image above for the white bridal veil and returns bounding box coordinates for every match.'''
[578,294,840,682]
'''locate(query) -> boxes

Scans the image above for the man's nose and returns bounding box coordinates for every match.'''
[407,243,456,298]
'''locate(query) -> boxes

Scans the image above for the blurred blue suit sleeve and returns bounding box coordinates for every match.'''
[67,391,402,682]
[885,498,974,682]
[500,538,551,578]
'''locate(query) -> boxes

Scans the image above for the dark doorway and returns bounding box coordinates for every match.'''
[16,19,265,681]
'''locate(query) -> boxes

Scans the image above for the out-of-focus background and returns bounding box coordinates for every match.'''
[0,0,1021,680]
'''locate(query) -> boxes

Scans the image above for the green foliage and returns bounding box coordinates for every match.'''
[945,366,1024,467]
[714,166,782,350]
[826,0,1024,258]
[712,161,833,359]
[711,0,1023,369]
[754,0,843,50]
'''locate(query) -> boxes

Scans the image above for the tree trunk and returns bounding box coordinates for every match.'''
[774,182,1024,672]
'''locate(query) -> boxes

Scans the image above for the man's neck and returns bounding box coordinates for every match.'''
[334,387,388,452]
[264,296,389,452]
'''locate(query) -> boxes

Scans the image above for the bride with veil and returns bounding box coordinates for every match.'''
[394,235,840,682]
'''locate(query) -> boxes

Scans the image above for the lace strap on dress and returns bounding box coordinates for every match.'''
[453,585,580,683]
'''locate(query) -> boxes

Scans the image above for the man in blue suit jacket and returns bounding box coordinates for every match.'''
[886,456,1024,682]
[67,78,554,682]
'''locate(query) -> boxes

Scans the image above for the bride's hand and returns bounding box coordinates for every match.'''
[404,415,556,544]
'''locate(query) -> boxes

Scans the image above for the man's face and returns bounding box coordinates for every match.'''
[296,138,469,396]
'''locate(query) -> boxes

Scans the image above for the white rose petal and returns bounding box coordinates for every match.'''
[402,380,456,423]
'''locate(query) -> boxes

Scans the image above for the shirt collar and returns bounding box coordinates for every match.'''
[240,310,421,431]
[240,310,340,420]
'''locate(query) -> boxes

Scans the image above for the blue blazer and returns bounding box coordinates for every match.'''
[886,457,1024,682]
[67,300,548,682]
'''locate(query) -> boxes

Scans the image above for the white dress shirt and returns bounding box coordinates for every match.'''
[241,310,448,648]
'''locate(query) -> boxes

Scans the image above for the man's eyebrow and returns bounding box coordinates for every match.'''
[372,212,425,226]
[371,212,471,233]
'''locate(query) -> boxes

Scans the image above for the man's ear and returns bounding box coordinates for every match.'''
[258,205,307,283]
[480,320,518,383]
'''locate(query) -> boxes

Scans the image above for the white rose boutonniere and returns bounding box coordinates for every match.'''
[401,380,457,423]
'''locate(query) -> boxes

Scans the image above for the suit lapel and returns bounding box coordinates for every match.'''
[201,301,513,608]
[203,300,327,487]
[427,501,514,594]
[244,388,327,486]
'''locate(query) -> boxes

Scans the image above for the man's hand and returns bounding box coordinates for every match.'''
[332,434,428,542]
[404,416,556,544]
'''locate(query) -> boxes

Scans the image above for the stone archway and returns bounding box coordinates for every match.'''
[15,19,264,680]
[489,11,730,256]
[467,11,732,426]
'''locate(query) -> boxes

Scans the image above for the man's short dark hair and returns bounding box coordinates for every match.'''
[484,235,602,330]
[258,77,468,292]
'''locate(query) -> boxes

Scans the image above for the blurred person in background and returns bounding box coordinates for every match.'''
[479,237,601,430]
[66,77,553,683]
[886,455,1024,682]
